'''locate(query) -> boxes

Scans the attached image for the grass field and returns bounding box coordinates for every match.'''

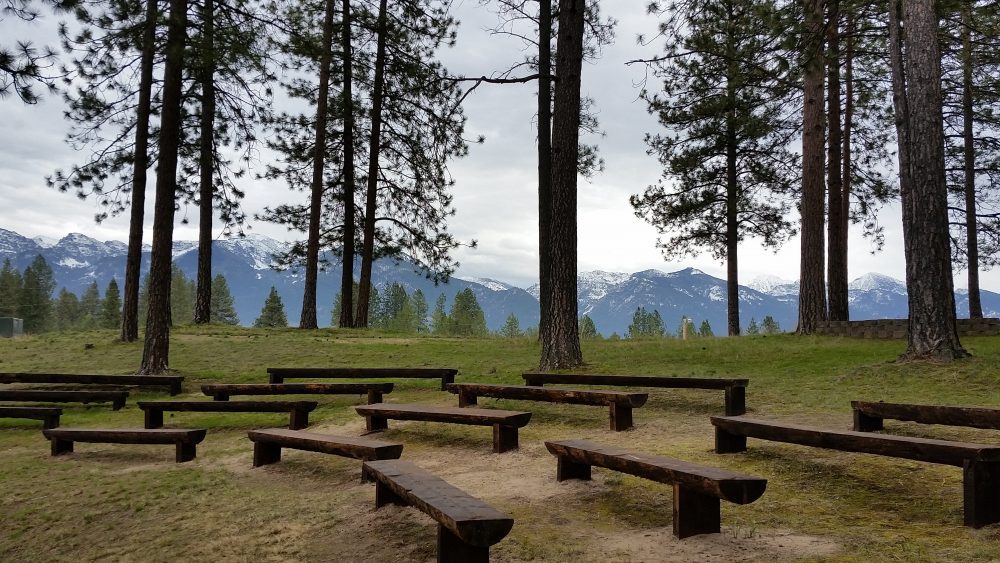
[1,326,1000,561]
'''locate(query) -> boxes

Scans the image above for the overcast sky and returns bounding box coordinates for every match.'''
[0,1,994,291]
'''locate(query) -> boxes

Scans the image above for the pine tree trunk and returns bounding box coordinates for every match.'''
[121,0,157,343]
[891,0,967,360]
[300,0,336,330]
[337,0,357,329]
[797,0,827,334]
[725,5,740,337]
[841,9,853,300]
[194,0,216,325]
[355,0,388,329]
[537,0,552,341]
[139,0,187,374]
[961,5,982,319]
[826,0,848,322]
[540,0,584,370]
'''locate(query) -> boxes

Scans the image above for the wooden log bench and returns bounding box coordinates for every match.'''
[355,403,531,453]
[362,459,514,563]
[545,439,766,538]
[0,406,62,429]
[711,415,1000,528]
[203,382,392,404]
[0,372,183,395]
[852,401,1000,432]
[42,428,207,462]
[267,367,458,390]
[446,383,647,431]
[248,428,403,479]
[0,389,128,410]
[522,372,749,415]
[138,400,317,430]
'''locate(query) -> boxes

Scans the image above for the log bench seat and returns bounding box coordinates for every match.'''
[0,406,62,429]
[248,428,403,477]
[0,389,128,410]
[0,372,184,395]
[522,373,748,415]
[267,367,458,390]
[203,382,392,404]
[362,459,514,563]
[138,400,317,430]
[711,415,1000,528]
[545,439,766,538]
[355,403,531,453]
[853,401,1000,432]
[42,428,207,462]
[446,383,647,431]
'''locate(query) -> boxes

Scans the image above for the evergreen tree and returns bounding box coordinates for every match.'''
[628,307,665,339]
[448,288,488,337]
[101,278,122,329]
[378,283,410,330]
[254,286,289,328]
[0,0,66,103]
[746,317,760,335]
[54,288,82,331]
[699,319,714,338]
[580,314,598,339]
[411,289,429,333]
[78,281,101,329]
[170,266,197,326]
[209,274,239,325]
[499,313,522,338]
[0,258,22,316]
[18,255,55,333]
[431,293,448,334]
[761,315,781,335]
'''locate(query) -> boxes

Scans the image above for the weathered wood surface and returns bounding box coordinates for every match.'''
[0,390,128,410]
[203,383,392,404]
[852,401,1000,431]
[711,415,1000,466]
[446,383,647,407]
[362,459,514,548]
[42,427,207,462]
[545,440,766,504]
[356,403,531,427]
[267,367,458,390]
[138,400,317,430]
[248,428,403,463]
[0,372,183,395]
[0,406,62,429]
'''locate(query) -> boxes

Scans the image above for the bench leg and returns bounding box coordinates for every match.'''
[440,374,455,391]
[50,438,73,456]
[213,394,229,401]
[714,427,746,454]
[524,377,542,387]
[43,415,60,430]
[366,416,388,433]
[853,409,883,432]
[964,460,1000,528]
[113,396,126,411]
[289,409,309,430]
[169,381,182,396]
[253,442,282,467]
[437,525,489,563]
[556,456,592,481]
[374,481,408,508]
[458,392,477,408]
[176,442,197,463]
[609,404,633,431]
[673,484,721,538]
[144,409,164,429]
[725,386,746,416]
[268,374,284,384]
[493,425,518,453]
[367,390,382,404]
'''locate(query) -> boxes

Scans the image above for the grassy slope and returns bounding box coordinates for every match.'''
[1,327,999,561]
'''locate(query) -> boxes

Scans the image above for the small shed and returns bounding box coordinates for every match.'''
[0,317,24,338]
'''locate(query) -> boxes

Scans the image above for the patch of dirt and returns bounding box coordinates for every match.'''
[591,527,841,562]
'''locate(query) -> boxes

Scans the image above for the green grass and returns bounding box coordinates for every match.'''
[1,327,999,561]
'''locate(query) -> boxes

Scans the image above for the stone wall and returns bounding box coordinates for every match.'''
[815,318,1000,339]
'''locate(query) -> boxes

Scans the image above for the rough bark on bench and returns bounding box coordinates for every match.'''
[711,415,1000,528]
[355,403,531,453]
[248,428,403,479]
[42,428,207,462]
[0,390,128,410]
[138,400,317,430]
[0,372,183,395]
[522,373,748,415]
[0,406,62,429]
[266,367,458,390]
[203,383,392,404]
[852,401,1000,432]
[446,383,647,431]
[545,439,765,538]
[362,459,514,563]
